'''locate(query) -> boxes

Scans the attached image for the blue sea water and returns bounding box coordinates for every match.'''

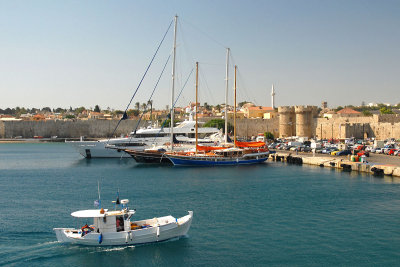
[1,143,400,266]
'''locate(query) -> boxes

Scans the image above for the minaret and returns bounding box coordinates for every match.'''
[271,84,275,108]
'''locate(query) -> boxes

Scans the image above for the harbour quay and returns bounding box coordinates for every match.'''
[270,151,400,177]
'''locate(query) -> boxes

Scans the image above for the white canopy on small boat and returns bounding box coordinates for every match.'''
[71,209,108,218]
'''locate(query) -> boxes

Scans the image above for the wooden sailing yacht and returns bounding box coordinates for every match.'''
[165,65,269,166]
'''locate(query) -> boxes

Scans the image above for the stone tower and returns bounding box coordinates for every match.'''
[295,106,313,138]
[278,106,295,138]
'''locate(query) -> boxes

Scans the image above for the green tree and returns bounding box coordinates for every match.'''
[42,107,52,112]
[203,119,233,133]
[94,105,101,113]
[380,107,394,114]
[164,118,181,127]
[362,110,372,116]
[74,106,85,115]
[238,101,249,108]
[127,109,139,117]
[55,107,65,113]
[335,106,343,112]
[264,132,274,140]
[135,102,140,111]
[65,114,75,119]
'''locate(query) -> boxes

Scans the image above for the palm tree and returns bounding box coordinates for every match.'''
[141,103,147,112]
[147,100,153,121]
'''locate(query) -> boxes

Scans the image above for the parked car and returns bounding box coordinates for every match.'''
[331,150,340,155]
[388,149,398,156]
[322,147,335,154]
[337,150,352,156]
[357,151,369,157]
[375,148,383,154]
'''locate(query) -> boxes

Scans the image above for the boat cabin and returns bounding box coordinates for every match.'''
[71,200,135,234]
[214,148,244,157]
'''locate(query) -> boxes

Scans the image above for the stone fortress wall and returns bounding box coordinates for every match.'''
[0,120,140,139]
[314,114,400,140]
[1,110,400,140]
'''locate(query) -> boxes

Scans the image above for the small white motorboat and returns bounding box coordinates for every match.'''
[54,199,193,246]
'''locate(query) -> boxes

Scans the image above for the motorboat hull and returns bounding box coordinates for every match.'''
[124,149,173,164]
[67,140,145,158]
[54,211,193,246]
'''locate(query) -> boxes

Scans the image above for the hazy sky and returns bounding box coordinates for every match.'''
[1,0,399,110]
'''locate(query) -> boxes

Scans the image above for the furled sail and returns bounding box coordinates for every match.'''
[235,141,265,148]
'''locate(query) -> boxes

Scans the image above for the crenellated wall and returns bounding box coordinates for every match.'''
[278,106,295,138]
[295,106,313,138]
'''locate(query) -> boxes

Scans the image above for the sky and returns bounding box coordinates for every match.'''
[0,0,399,111]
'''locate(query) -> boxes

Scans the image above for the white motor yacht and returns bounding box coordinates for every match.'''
[67,119,220,158]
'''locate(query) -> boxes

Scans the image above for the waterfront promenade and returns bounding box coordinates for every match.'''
[272,151,400,177]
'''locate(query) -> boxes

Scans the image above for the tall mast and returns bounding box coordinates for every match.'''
[224,48,230,143]
[234,65,237,147]
[170,15,178,151]
[195,62,199,155]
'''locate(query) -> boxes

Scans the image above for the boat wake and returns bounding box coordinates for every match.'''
[90,245,136,253]
[0,238,62,266]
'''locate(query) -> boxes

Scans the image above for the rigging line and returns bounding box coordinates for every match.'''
[227,52,254,105]
[107,19,173,143]
[173,68,195,114]
[131,54,172,137]
[178,20,197,73]
[181,17,227,49]
[236,67,259,106]
[198,67,217,105]
[236,68,254,105]
[151,67,194,144]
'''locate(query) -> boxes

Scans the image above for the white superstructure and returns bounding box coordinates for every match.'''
[67,119,220,158]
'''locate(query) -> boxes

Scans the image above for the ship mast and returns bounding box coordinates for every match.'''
[195,62,199,155]
[170,15,178,151]
[234,65,237,147]
[224,48,230,143]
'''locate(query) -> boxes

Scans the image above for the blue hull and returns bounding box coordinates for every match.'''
[166,155,269,166]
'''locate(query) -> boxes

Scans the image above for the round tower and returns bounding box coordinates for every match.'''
[278,106,295,138]
[295,106,313,138]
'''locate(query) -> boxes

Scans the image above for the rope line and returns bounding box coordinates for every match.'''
[132,54,172,135]
[107,19,173,142]
[151,67,194,144]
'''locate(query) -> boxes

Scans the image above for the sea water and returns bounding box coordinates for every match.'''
[1,143,400,266]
